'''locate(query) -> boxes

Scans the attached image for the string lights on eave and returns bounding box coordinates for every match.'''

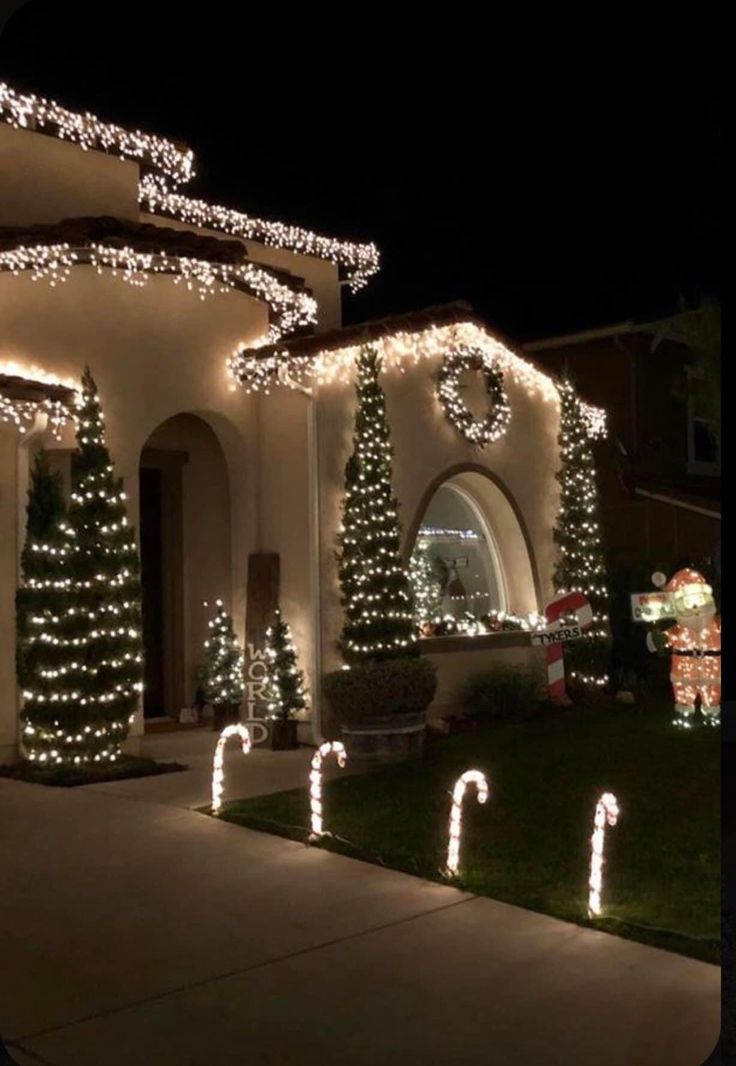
[0,244,317,339]
[0,360,80,439]
[228,322,603,433]
[0,81,194,186]
[139,175,380,293]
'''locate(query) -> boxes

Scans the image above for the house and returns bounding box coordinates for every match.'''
[523,315,721,578]
[0,81,604,762]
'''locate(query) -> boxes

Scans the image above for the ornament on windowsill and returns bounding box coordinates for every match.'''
[645,569,721,728]
[437,345,511,446]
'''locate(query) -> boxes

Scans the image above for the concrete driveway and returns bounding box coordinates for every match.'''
[0,742,721,1066]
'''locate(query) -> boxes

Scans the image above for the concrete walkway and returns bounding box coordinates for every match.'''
[0,742,721,1066]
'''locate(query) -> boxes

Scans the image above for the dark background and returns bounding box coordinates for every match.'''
[0,4,721,342]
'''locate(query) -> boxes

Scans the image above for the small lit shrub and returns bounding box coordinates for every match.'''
[323,657,437,722]
[460,664,542,720]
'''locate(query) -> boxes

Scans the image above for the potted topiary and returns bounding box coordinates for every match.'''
[264,608,306,750]
[323,657,437,763]
[326,344,438,763]
[200,600,244,731]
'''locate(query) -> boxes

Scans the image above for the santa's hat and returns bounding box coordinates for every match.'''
[662,568,711,597]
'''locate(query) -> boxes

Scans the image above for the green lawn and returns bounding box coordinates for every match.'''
[218,698,720,964]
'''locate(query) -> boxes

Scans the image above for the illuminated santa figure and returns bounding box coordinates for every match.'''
[647,568,721,728]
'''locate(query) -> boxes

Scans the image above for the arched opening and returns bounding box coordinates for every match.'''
[406,466,540,636]
[139,413,232,724]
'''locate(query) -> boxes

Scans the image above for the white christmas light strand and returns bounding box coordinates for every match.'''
[588,792,620,917]
[1,356,80,439]
[580,400,607,440]
[437,345,511,446]
[140,175,380,293]
[0,81,194,186]
[309,740,347,839]
[211,723,252,814]
[445,769,489,876]
[0,244,317,339]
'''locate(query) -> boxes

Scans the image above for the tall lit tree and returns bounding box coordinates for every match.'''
[336,345,417,663]
[409,537,445,626]
[21,368,144,764]
[16,450,68,700]
[553,378,610,690]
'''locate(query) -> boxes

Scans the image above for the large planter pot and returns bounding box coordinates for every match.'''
[270,719,299,750]
[323,657,437,766]
[211,702,241,732]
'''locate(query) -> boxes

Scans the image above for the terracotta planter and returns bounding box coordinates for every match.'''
[270,719,299,750]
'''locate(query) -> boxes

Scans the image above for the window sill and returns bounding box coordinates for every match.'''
[419,631,533,654]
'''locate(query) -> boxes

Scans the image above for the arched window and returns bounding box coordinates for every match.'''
[409,483,506,634]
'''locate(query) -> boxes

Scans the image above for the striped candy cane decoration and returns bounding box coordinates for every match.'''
[588,791,620,916]
[544,591,593,701]
[211,723,252,814]
[309,741,347,840]
[445,769,489,877]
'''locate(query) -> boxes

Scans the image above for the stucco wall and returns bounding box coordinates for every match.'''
[0,267,267,755]
[0,124,140,226]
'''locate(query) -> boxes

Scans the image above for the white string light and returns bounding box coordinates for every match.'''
[139,174,380,293]
[0,243,317,339]
[211,723,252,814]
[588,791,620,917]
[0,360,79,438]
[0,81,194,186]
[445,769,489,876]
[309,740,347,839]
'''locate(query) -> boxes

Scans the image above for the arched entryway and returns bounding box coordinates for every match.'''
[404,465,541,628]
[139,413,232,723]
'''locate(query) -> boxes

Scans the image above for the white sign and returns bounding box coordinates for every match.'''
[243,643,270,745]
[630,591,675,623]
[531,624,583,646]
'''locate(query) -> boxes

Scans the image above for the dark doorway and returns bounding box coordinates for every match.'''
[139,466,165,717]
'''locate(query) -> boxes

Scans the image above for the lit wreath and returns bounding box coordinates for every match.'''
[437,346,511,446]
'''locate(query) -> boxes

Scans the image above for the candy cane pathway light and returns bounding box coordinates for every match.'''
[588,792,620,917]
[211,724,252,814]
[309,741,347,840]
[445,770,489,877]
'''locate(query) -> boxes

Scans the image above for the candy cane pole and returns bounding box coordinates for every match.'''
[445,770,489,877]
[309,741,347,840]
[588,791,620,917]
[544,591,593,701]
[211,724,252,814]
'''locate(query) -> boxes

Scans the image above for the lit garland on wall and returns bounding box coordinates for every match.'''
[140,174,380,293]
[0,244,317,339]
[229,320,604,434]
[309,740,347,839]
[418,526,481,541]
[437,345,511,446]
[211,723,251,814]
[336,346,418,663]
[588,792,620,917]
[552,379,610,689]
[0,360,79,438]
[0,81,194,186]
[445,769,489,877]
[20,367,143,764]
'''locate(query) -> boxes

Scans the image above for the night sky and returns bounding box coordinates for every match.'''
[0,6,721,341]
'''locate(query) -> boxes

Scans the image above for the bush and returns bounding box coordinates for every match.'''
[323,657,437,722]
[460,664,542,720]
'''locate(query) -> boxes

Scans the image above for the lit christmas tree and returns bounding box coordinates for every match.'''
[16,450,68,699]
[200,600,244,726]
[21,368,143,764]
[336,345,417,663]
[409,537,445,627]
[264,608,308,721]
[553,378,610,690]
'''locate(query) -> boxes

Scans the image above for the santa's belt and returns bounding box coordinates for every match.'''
[672,649,720,657]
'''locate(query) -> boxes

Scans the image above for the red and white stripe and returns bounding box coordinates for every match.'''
[544,591,593,700]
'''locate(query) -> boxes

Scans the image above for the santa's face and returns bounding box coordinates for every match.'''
[674,588,715,629]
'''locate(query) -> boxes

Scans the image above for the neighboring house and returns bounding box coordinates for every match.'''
[524,316,721,575]
[0,81,604,761]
